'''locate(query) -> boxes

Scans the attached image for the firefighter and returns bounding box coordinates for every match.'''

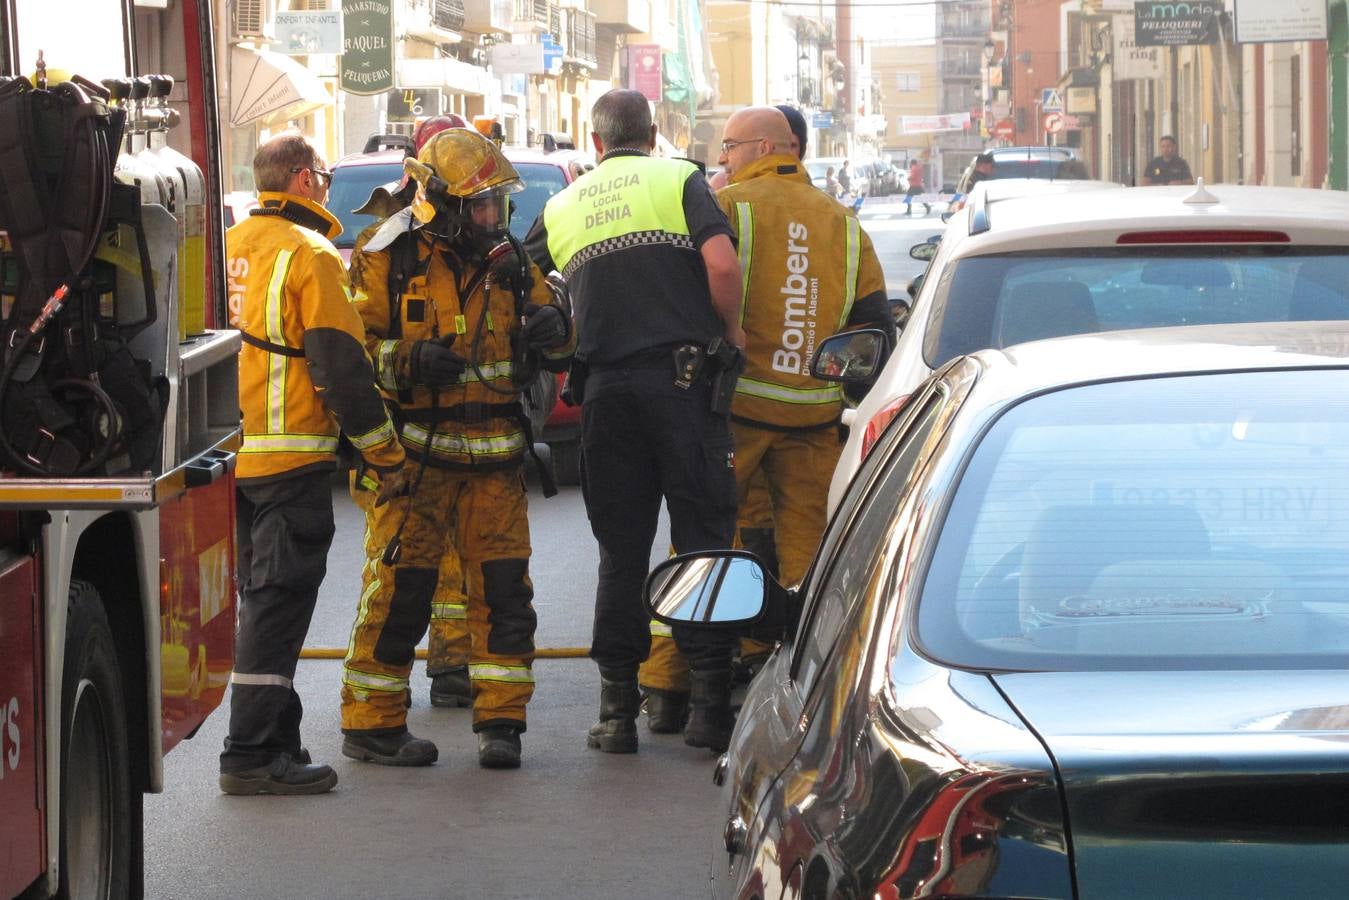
[525,89,745,755]
[351,113,476,710]
[220,133,407,796]
[340,129,575,769]
[721,105,891,569]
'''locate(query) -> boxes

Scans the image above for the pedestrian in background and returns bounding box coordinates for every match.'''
[221,133,407,796]
[825,166,840,198]
[526,88,745,755]
[837,159,852,198]
[1141,135,1193,185]
[774,103,809,159]
[905,158,928,216]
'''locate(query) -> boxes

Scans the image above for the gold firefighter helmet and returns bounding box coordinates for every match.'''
[405,129,522,237]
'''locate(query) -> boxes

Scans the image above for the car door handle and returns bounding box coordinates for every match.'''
[724,815,748,855]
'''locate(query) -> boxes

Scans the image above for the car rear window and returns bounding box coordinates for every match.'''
[923,248,1349,367]
[329,162,403,249]
[917,370,1349,670]
[990,156,1073,179]
[510,162,570,240]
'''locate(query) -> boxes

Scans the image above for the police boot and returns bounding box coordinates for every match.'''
[586,673,639,754]
[477,723,523,769]
[341,728,439,767]
[430,666,473,708]
[684,669,735,753]
[644,688,689,734]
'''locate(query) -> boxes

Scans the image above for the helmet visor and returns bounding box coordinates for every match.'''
[466,188,513,235]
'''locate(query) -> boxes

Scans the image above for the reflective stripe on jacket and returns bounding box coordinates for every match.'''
[541,154,695,279]
[718,154,887,428]
[350,229,574,470]
[228,192,404,482]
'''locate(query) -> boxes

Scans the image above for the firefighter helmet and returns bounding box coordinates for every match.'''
[406,129,521,241]
[413,114,469,153]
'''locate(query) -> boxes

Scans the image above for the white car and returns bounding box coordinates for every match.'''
[829,181,1349,513]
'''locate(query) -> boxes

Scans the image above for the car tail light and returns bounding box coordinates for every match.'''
[860,394,912,461]
[1116,229,1290,244]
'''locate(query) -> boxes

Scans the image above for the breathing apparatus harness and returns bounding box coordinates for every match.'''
[0,65,164,476]
[376,204,569,564]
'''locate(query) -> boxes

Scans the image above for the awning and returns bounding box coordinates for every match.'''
[230,46,331,128]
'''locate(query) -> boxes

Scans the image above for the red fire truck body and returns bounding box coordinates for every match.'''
[0,0,237,895]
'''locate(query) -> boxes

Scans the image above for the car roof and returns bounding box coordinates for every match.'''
[504,146,594,166]
[965,321,1349,405]
[965,178,1123,204]
[948,182,1349,250]
[333,147,407,168]
[986,145,1081,159]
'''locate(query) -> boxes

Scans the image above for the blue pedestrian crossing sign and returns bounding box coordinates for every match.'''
[1041,88,1064,111]
[542,36,563,73]
[811,111,833,128]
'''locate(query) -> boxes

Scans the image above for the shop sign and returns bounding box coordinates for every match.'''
[627,44,663,102]
[340,0,394,95]
[1134,0,1219,47]
[900,113,971,134]
[275,10,343,55]
[1066,87,1096,115]
[388,88,443,122]
[1112,14,1163,80]
[1233,0,1327,43]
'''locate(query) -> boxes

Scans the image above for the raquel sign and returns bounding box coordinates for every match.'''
[340,0,394,95]
[1134,0,1219,47]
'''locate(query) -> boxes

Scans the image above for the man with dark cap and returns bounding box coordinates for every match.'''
[774,104,809,160]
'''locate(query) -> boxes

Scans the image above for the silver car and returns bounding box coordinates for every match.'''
[650,321,1349,899]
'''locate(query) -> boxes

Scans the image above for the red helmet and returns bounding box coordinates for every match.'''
[414,114,470,153]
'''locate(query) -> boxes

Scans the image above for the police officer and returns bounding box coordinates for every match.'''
[1141,135,1194,185]
[221,133,407,795]
[525,89,745,755]
[340,129,574,769]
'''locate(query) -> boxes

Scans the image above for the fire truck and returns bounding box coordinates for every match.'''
[0,0,236,896]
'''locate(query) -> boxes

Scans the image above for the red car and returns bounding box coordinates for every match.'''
[327,140,594,484]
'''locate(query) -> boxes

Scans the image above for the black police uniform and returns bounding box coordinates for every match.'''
[1144,154,1193,184]
[525,149,737,679]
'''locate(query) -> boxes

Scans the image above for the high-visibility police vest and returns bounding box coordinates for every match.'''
[541,153,722,367]
[719,154,863,429]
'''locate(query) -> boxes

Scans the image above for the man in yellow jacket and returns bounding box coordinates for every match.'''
[341,129,575,769]
[635,108,894,721]
[221,133,406,796]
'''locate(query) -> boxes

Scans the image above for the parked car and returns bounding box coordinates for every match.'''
[804,156,868,199]
[865,159,901,196]
[832,181,1349,512]
[648,320,1349,900]
[325,137,596,484]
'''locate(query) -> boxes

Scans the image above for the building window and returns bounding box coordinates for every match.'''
[1290,54,1302,178]
[898,72,920,91]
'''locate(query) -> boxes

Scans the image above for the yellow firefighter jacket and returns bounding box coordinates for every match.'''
[718,154,888,428]
[350,221,575,470]
[227,192,404,482]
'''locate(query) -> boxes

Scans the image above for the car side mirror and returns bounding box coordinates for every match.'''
[910,241,938,262]
[644,550,780,629]
[810,328,890,383]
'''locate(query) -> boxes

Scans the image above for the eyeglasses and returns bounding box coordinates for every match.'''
[291,166,333,186]
[720,137,766,153]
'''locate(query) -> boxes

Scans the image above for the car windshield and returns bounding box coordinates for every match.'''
[328,162,403,249]
[917,369,1349,671]
[990,154,1075,179]
[923,248,1349,367]
[510,162,570,240]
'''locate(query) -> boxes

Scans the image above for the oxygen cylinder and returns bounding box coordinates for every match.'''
[134,75,189,342]
[145,75,207,338]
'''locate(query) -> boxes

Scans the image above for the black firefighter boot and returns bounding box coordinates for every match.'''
[684,668,735,753]
[586,673,640,753]
[644,688,690,734]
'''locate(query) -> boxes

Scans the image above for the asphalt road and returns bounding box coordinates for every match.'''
[142,193,939,900]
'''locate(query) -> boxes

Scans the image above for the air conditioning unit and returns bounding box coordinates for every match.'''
[233,0,274,42]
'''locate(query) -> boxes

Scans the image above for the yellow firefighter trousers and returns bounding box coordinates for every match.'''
[342,466,536,733]
[639,428,839,693]
[427,550,469,674]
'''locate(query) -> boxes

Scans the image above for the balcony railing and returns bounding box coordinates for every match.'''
[513,0,549,29]
[565,9,597,66]
[435,0,466,32]
[941,61,983,78]
[938,19,991,38]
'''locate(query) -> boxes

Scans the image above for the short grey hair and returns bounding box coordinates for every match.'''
[591,89,652,149]
[253,133,319,193]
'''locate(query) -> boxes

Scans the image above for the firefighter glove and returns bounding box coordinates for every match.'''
[372,465,414,507]
[411,339,467,388]
[520,303,569,351]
